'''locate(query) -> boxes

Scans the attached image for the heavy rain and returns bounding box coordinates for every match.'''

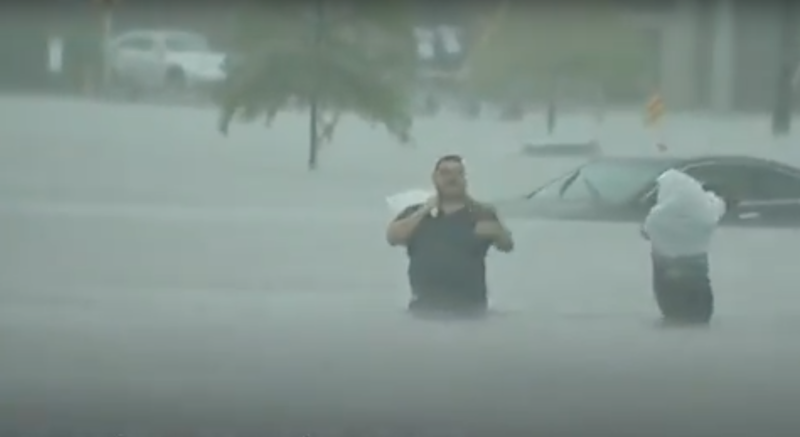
[1,2,799,436]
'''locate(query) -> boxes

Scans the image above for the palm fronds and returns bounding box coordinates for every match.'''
[218,1,417,168]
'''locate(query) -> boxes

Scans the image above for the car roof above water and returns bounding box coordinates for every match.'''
[589,154,798,171]
[112,29,208,42]
[582,155,682,170]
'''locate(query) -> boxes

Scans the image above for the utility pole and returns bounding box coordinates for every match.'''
[307,0,324,170]
[90,0,115,96]
[456,2,507,79]
[101,2,114,93]
[545,78,558,135]
[772,0,797,137]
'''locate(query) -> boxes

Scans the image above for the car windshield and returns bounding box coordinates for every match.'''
[530,159,670,204]
[164,34,210,52]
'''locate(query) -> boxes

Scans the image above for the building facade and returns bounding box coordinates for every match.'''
[638,0,797,111]
[0,0,794,112]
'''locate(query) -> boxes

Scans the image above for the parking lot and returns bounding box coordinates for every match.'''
[1,97,799,435]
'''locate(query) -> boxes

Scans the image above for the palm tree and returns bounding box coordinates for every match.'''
[218,1,418,170]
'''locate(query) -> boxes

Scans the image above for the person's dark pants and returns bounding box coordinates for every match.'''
[652,253,714,325]
[408,290,488,320]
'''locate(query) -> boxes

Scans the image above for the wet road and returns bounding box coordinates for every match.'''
[1,98,799,435]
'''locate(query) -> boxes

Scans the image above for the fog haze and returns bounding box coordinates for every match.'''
[1,97,799,435]
[1,2,800,434]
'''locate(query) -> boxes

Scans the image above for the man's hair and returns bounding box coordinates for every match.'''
[434,154,464,170]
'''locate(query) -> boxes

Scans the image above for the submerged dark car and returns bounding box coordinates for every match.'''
[500,155,800,227]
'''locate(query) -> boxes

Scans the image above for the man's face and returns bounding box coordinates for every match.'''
[433,159,467,198]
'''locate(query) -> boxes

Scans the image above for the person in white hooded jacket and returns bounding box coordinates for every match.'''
[642,170,729,325]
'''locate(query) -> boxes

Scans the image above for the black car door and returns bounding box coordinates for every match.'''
[680,162,764,226]
[682,161,800,227]
[744,165,800,226]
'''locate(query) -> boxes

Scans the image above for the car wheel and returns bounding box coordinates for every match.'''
[109,70,141,102]
[462,100,481,119]
[165,67,187,93]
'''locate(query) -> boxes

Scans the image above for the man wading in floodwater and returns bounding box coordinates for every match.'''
[641,170,729,326]
[386,155,514,317]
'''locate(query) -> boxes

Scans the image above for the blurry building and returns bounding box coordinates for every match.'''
[3,0,793,113]
[0,4,81,93]
[0,1,233,94]
[629,0,798,112]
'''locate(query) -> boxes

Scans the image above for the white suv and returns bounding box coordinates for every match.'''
[106,30,227,97]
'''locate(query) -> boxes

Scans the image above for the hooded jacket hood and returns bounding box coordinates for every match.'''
[643,169,727,257]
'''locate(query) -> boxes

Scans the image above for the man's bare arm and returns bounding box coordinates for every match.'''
[386,204,431,246]
[492,222,514,252]
[475,203,514,253]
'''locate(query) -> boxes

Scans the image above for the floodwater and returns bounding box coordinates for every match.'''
[1,98,799,436]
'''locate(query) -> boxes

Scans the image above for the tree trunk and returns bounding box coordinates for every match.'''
[773,0,796,137]
[308,97,319,170]
[100,4,114,94]
[545,75,559,135]
[307,0,324,170]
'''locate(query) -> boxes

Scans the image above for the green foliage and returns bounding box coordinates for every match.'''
[218,1,417,155]
[465,4,649,102]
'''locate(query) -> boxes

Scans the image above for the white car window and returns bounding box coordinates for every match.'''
[163,34,209,52]
[116,36,155,51]
[527,172,574,200]
[532,160,667,204]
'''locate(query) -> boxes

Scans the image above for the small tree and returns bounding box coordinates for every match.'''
[218,1,418,170]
